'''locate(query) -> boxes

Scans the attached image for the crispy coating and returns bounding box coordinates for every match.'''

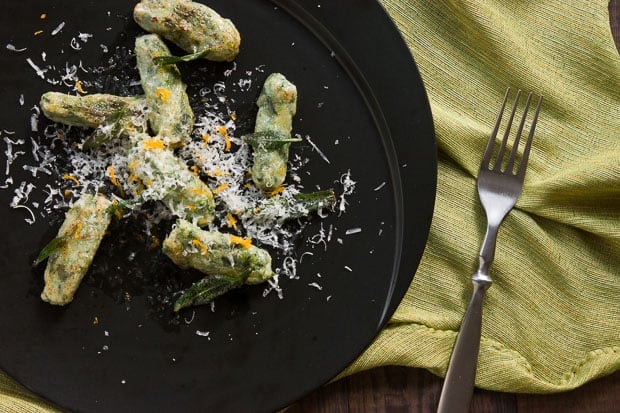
[41,194,112,305]
[135,34,194,147]
[134,0,240,62]
[40,92,148,136]
[163,219,274,285]
[127,133,215,226]
[250,73,298,193]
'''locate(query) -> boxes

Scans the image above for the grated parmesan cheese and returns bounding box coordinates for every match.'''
[0,15,359,312]
[51,22,65,36]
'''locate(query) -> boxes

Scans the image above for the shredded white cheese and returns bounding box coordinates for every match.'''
[51,22,65,36]
[6,44,27,53]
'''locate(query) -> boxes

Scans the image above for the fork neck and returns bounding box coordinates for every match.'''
[476,221,500,283]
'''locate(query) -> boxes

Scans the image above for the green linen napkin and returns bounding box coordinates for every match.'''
[2,0,619,411]
[341,0,620,393]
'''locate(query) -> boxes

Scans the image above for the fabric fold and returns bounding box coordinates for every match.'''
[1,1,619,410]
[343,0,620,393]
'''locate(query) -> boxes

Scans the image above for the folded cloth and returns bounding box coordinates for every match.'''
[1,0,618,411]
[340,0,620,393]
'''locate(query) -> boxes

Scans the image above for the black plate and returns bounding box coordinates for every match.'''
[0,1,436,411]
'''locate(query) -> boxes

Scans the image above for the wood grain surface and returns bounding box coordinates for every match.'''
[289,2,620,412]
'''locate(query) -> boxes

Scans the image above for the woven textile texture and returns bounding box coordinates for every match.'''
[1,0,619,411]
[340,0,620,393]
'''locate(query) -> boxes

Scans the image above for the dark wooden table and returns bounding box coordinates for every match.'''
[290,2,620,412]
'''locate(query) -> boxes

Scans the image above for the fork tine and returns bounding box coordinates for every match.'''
[493,89,522,171]
[481,88,511,169]
[516,95,543,180]
[505,92,533,173]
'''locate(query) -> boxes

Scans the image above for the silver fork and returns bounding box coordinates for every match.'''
[437,88,542,413]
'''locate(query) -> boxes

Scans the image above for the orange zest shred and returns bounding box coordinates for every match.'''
[190,165,199,175]
[93,316,99,325]
[230,112,237,121]
[226,212,238,229]
[34,30,43,36]
[212,183,228,194]
[202,133,210,146]
[40,13,47,19]
[63,189,72,197]
[230,235,252,249]
[73,223,83,239]
[128,160,141,169]
[110,200,123,220]
[107,166,126,197]
[141,137,166,150]
[155,87,171,103]
[191,239,208,255]
[75,80,87,94]
[63,173,80,187]
[218,126,232,152]
[107,166,119,186]
[267,185,285,197]
[189,187,212,197]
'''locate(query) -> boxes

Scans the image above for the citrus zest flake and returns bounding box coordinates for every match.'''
[217,126,232,152]
[191,239,208,255]
[267,186,285,197]
[212,183,228,194]
[63,174,80,187]
[73,223,83,239]
[155,87,171,103]
[141,137,166,150]
[75,80,87,94]
[34,30,43,36]
[107,166,119,186]
[40,14,47,19]
[226,212,238,229]
[128,160,141,169]
[189,187,212,197]
[230,235,252,249]
[107,166,125,197]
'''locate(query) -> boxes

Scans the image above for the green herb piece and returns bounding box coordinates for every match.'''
[242,131,302,150]
[153,50,211,65]
[34,237,65,265]
[82,106,128,150]
[173,272,249,312]
[252,189,336,222]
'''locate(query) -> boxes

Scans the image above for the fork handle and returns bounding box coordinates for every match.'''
[437,277,490,413]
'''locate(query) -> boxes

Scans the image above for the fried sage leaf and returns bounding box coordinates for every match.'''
[34,237,66,265]
[153,50,211,66]
[242,131,302,151]
[134,0,240,62]
[248,190,336,223]
[173,272,248,312]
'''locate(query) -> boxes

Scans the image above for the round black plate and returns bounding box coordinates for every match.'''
[0,1,436,412]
